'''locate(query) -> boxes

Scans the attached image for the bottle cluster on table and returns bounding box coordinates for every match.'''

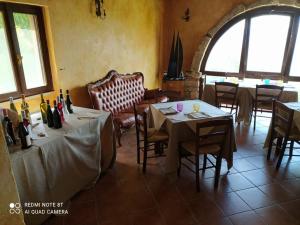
[1,89,74,149]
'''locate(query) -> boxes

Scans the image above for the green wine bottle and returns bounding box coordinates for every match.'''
[9,97,18,114]
[40,94,47,124]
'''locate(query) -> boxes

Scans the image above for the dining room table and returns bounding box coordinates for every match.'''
[150,100,236,174]
[8,106,116,225]
[264,102,300,148]
[202,80,299,125]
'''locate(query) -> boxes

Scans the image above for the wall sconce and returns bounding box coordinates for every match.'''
[95,0,106,19]
[182,8,190,22]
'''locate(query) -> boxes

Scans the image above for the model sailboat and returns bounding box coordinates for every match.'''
[165,32,184,80]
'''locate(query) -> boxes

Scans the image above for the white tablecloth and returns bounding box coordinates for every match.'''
[150,100,236,174]
[9,107,115,225]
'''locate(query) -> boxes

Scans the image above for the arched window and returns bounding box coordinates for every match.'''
[201,7,300,81]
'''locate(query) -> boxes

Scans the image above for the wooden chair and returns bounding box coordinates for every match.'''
[267,100,300,169]
[215,82,239,117]
[178,118,232,192]
[133,104,168,173]
[252,84,283,131]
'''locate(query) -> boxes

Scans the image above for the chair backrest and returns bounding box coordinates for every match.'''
[215,82,239,110]
[271,100,294,139]
[195,118,232,154]
[255,84,283,103]
[133,103,148,143]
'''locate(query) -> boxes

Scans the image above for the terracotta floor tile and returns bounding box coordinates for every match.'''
[245,156,273,168]
[280,199,300,221]
[258,183,296,203]
[255,205,297,225]
[188,197,224,224]
[213,192,251,216]
[229,211,266,225]
[130,208,166,225]
[279,179,300,197]
[224,173,254,191]
[200,217,233,225]
[241,169,274,186]
[232,159,257,172]
[159,200,196,225]
[64,201,98,225]
[236,187,275,209]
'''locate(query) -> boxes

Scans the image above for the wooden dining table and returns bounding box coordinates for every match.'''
[203,81,298,125]
[150,100,236,174]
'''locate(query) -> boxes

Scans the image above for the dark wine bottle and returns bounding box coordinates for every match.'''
[3,109,16,144]
[40,94,47,124]
[66,90,73,113]
[18,114,31,149]
[46,100,54,128]
[53,100,62,129]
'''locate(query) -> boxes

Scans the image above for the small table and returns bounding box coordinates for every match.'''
[150,100,236,174]
[203,82,298,125]
[9,107,115,225]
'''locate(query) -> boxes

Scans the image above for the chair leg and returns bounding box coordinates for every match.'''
[253,109,257,131]
[177,152,182,177]
[143,144,148,173]
[275,137,283,156]
[276,139,288,170]
[203,154,207,170]
[214,154,222,188]
[196,154,200,192]
[137,146,140,164]
[267,130,275,160]
[289,140,294,157]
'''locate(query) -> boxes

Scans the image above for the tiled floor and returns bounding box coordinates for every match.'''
[43,117,300,225]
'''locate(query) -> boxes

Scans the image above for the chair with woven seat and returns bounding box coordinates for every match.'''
[252,84,283,131]
[177,118,232,192]
[215,82,239,118]
[133,104,169,173]
[267,100,300,169]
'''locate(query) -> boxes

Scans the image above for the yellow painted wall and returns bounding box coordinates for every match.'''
[0,0,164,111]
[161,0,257,73]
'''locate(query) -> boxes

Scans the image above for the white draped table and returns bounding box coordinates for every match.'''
[9,107,115,225]
[150,100,236,174]
[203,82,298,125]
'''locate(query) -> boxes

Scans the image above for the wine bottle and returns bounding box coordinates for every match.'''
[57,96,65,122]
[2,109,13,146]
[18,114,31,149]
[46,100,54,128]
[60,89,69,116]
[53,100,62,129]
[40,94,47,124]
[21,110,32,138]
[3,109,16,144]
[9,97,18,114]
[66,90,74,113]
[21,94,31,123]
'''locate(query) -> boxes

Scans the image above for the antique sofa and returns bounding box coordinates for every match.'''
[87,70,168,146]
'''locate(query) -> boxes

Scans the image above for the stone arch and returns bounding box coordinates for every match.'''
[190,0,300,77]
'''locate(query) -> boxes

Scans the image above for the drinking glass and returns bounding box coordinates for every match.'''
[192,103,200,112]
[177,103,183,112]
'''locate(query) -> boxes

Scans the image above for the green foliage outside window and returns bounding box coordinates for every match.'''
[14,13,30,29]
